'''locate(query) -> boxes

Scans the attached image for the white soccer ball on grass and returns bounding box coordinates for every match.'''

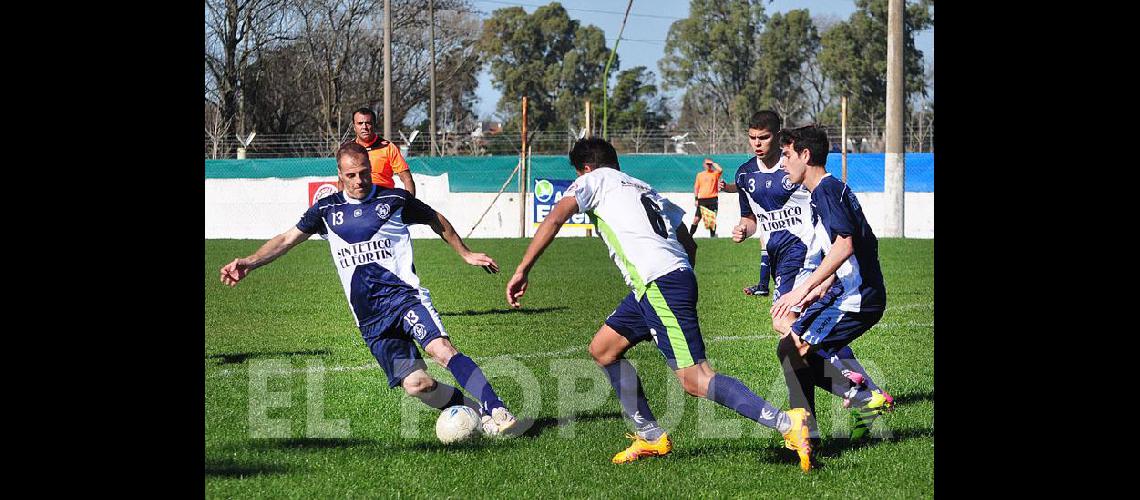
[435,405,480,444]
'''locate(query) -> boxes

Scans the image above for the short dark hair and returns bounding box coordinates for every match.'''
[569,137,620,172]
[352,107,376,122]
[779,125,829,167]
[748,110,782,133]
[337,142,370,168]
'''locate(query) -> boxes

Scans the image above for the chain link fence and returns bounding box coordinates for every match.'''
[204,125,935,159]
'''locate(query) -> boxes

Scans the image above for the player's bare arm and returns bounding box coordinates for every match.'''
[771,235,855,318]
[398,170,416,197]
[428,211,498,274]
[220,226,312,287]
[800,274,837,308]
[507,195,578,308]
[732,214,757,243]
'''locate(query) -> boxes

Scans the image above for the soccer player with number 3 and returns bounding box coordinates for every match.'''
[506,137,814,472]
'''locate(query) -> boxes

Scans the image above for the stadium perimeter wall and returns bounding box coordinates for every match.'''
[206,168,933,240]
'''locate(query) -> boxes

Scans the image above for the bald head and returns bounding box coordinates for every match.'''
[336,142,372,199]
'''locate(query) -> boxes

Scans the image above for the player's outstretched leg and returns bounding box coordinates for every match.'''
[678,363,812,473]
[590,326,671,464]
[425,339,517,437]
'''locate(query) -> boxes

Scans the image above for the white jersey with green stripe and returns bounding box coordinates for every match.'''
[564,167,691,295]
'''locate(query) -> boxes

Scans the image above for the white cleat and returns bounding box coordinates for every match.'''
[480,407,517,437]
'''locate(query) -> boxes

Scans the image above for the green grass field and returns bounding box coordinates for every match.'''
[205,237,933,498]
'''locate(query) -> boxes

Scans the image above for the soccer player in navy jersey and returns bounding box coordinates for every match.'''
[219,143,518,437]
[731,111,805,300]
[769,125,893,441]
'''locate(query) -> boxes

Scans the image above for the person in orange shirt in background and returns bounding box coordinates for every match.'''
[689,158,723,237]
[342,107,416,197]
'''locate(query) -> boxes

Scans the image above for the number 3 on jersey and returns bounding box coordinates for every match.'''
[639,194,669,238]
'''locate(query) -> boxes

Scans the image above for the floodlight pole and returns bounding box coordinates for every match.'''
[884,0,905,237]
[584,101,591,137]
[383,0,393,140]
[842,95,848,183]
[429,0,437,156]
[520,96,528,237]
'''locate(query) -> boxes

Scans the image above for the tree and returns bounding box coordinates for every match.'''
[294,0,379,143]
[205,0,291,142]
[244,43,321,136]
[479,2,617,137]
[753,9,819,125]
[605,66,670,153]
[608,66,669,130]
[819,0,933,136]
[660,0,769,127]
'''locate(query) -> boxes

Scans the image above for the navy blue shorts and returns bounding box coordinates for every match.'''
[359,302,448,388]
[604,268,707,370]
[791,296,883,352]
[769,243,809,302]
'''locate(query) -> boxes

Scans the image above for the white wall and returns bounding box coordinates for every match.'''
[205,174,933,239]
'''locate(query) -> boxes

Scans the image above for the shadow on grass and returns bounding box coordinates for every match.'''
[394,438,519,452]
[513,410,625,438]
[675,440,786,463]
[438,306,569,317]
[241,438,381,450]
[814,426,934,460]
[668,425,933,469]
[206,349,332,365]
[888,390,934,407]
[205,458,293,478]
[225,436,519,455]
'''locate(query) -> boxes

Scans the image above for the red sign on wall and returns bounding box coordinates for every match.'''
[308,181,339,205]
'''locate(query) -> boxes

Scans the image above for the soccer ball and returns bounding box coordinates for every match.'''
[435,405,479,444]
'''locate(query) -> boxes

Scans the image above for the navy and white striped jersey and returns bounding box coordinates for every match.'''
[810,174,886,312]
[736,156,815,255]
[296,185,438,327]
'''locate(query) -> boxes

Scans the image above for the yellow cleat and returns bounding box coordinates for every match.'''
[781,408,813,473]
[611,432,673,464]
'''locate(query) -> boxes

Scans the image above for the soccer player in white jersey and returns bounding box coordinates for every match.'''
[219,143,518,437]
[769,126,893,442]
[506,137,814,472]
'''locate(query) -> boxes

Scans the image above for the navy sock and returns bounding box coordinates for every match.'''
[758,251,770,288]
[601,360,661,439]
[447,353,505,414]
[707,373,784,431]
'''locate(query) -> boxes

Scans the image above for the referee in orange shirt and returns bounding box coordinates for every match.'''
[689,158,723,237]
[342,107,416,197]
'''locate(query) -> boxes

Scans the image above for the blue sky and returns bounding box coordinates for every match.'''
[468,0,934,119]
